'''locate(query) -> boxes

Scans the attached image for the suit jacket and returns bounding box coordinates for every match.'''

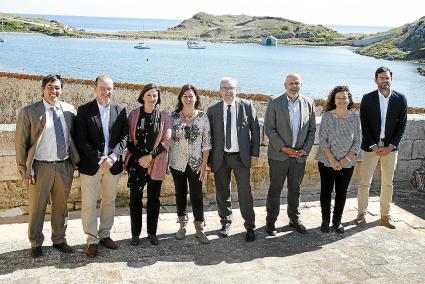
[207,98,260,172]
[15,100,80,179]
[264,93,316,163]
[360,90,407,151]
[74,99,128,176]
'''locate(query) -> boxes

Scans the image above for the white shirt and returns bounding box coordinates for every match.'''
[287,96,301,148]
[97,101,111,157]
[223,100,239,152]
[34,99,70,161]
[378,89,391,139]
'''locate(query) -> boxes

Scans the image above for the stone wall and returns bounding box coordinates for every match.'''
[1,114,424,215]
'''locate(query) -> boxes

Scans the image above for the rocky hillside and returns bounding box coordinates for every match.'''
[357,16,425,62]
[163,12,346,44]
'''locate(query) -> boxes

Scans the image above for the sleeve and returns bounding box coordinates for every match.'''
[75,105,103,162]
[301,101,316,154]
[249,101,261,157]
[110,107,129,158]
[201,114,212,151]
[15,107,30,179]
[360,95,375,149]
[349,111,362,156]
[389,95,407,148]
[319,112,331,150]
[264,97,286,151]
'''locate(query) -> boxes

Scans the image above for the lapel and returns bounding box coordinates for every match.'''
[90,99,104,139]
[34,100,46,137]
[109,102,117,132]
[59,101,72,130]
[280,93,292,133]
[217,101,224,136]
[385,90,397,136]
[235,98,242,134]
[372,91,381,127]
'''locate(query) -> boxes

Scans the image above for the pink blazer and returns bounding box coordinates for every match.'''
[125,107,171,180]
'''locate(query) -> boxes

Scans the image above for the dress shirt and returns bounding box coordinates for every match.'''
[223,99,239,152]
[97,101,117,162]
[378,89,391,139]
[287,95,301,148]
[34,99,69,161]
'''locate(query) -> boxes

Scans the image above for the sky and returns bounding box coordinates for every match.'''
[0,0,424,27]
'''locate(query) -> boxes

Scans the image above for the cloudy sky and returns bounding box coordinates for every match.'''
[1,0,424,26]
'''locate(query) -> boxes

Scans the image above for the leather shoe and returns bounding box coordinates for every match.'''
[245,229,256,242]
[86,244,98,258]
[100,237,118,250]
[130,236,140,246]
[320,220,330,233]
[218,224,230,238]
[289,220,307,234]
[53,242,74,253]
[148,234,159,245]
[356,214,367,228]
[381,216,396,229]
[266,222,277,236]
[31,246,43,258]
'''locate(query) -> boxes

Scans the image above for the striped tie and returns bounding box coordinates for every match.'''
[51,107,67,160]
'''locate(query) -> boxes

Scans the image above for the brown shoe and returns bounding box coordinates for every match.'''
[356,214,367,228]
[100,237,118,250]
[380,216,396,229]
[86,244,98,258]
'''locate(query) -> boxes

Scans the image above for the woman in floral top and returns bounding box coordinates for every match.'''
[169,84,211,244]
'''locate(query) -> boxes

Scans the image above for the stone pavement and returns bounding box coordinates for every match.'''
[0,188,425,284]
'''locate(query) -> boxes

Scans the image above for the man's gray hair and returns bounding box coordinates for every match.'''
[220,77,238,88]
[95,74,113,86]
[285,73,302,83]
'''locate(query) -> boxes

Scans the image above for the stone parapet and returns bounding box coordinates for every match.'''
[1,114,424,214]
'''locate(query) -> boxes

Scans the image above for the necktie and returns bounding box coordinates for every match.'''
[226,105,232,150]
[52,107,67,160]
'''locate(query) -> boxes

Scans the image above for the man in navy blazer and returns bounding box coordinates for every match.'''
[356,66,407,229]
[75,75,128,257]
[207,77,260,242]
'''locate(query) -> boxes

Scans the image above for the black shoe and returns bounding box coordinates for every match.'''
[218,224,230,238]
[266,222,277,236]
[53,242,74,253]
[320,220,330,233]
[245,229,256,242]
[332,222,345,234]
[148,234,159,245]
[289,220,307,234]
[131,236,140,246]
[31,246,43,258]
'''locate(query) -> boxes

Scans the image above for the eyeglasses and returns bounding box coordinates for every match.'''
[184,126,191,140]
[220,86,236,92]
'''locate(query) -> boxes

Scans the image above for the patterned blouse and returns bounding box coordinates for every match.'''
[316,110,361,168]
[169,111,212,172]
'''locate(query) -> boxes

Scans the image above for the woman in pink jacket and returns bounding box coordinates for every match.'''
[125,84,171,246]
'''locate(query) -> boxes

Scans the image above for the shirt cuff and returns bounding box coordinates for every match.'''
[369,144,377,150]
[109,153,118,162]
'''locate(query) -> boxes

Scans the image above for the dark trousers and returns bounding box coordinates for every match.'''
[318,162,354,223]
[170,165,204,222]
[129,177,162,236]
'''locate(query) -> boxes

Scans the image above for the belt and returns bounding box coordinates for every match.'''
[35,158,69,164]
[224,152,239,155]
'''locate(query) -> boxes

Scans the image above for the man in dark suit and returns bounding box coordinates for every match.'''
[264,73,316,235]
[207,77,260,242]
[356,66,407,229]
[75,75,128,257]
[15,74,80,257]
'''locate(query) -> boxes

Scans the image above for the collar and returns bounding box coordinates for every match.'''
[42,99,61,110]
[378,89,392,100]
[97,100,111,111]
[286,94,300,104]
[223,99,236,108]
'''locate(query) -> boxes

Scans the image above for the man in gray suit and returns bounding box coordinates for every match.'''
[15,74,80,257]
[264,73,316,235]
[207,77,260,242]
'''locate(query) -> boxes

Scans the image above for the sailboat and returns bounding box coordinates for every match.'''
[187,40,206,49]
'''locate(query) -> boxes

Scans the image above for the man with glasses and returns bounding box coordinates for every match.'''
[207,77,260,242]
[15,74,80,258]
[264,73,316,235]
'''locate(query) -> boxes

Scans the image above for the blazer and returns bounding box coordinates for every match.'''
[264,93,316,163]
[74,99,128,176]
[124,107,171,181]
[360,90,407,151]
[207,98,260,173]
[15,100,80,179]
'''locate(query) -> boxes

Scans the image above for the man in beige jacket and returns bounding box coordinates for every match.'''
[15,74,80,258]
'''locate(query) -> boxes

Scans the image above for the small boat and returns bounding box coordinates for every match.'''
[187,40,206,49]
[134,41,151,49]
[0,38,4,43]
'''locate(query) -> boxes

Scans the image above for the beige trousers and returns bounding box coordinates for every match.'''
[28,160,74,247]
[357,150,398,217]
[80,168,120,245]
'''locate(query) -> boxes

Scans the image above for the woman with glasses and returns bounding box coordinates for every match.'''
[125,84,171,246]
[315,86,361,234]
[168,84,211,244]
